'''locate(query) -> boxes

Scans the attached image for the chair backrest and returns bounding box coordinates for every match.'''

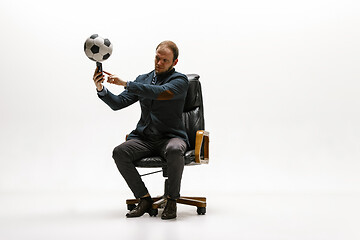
[183,74,205,150]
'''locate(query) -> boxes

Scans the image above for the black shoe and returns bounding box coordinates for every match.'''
[126,198,153,218]
[161,198,177,220]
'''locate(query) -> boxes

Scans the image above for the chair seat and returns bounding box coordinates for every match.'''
[133,150,196,168]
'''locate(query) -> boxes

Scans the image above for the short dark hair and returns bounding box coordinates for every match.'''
[156,40,179,62]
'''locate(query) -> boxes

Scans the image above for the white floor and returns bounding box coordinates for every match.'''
[1,191,359,240]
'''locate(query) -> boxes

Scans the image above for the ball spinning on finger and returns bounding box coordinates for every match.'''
[84,34,113,62]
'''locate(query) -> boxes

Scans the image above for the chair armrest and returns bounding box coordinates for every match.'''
[194,130,210,164]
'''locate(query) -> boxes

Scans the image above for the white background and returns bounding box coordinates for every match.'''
[0,0,360,238]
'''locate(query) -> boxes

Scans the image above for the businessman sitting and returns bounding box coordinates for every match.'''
[92,41,189,220]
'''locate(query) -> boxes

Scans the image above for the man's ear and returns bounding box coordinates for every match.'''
[173,59,178,67]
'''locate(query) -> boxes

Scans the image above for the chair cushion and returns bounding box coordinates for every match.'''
[183,74,204,150]
[133,150,196,168]
[183,107,202,150]
[184,74,202,112]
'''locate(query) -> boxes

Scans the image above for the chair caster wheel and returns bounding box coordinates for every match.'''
[127,204,136,211]
[148,208,158,217]
[197,207,206,215]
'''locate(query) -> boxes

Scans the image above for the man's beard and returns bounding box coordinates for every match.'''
[155,65,174,76]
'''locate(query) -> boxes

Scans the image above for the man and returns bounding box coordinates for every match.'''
[92,41,189,220]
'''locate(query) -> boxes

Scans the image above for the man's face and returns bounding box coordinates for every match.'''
[154,47,178,75]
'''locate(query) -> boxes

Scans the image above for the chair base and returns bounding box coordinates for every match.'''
[126,196,207,216]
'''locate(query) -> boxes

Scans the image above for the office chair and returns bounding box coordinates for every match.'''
[126,74,210,216]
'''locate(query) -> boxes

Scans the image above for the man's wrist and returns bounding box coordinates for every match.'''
[96,85,103,92]
[97,86,107,97]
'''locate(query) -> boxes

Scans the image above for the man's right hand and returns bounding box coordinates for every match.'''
[93,67,104,91]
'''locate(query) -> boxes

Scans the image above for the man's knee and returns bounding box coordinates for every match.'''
[165,139,187,158]
[112,144,129,163]
[165,145,184,157]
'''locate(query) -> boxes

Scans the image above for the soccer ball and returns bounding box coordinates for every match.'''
[84,34,113,62]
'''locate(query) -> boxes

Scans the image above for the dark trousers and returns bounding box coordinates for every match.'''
[112,137,187,199]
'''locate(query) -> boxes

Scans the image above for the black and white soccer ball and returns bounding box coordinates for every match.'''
[84,34,113,62]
